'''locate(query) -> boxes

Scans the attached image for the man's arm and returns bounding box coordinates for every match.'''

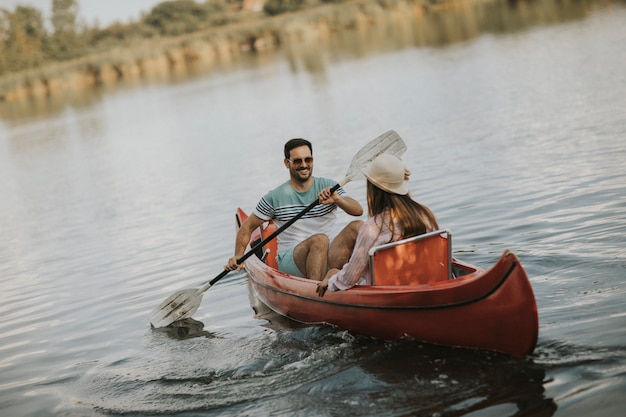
[334,194,363,216]
[225,213,266,271]
[318,187,363,217]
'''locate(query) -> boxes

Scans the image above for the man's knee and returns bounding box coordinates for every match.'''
[328,222,362,269]
[337,220,363,243]
[308,233,330,250]
[347,220,363,235]
[295,234,329,260]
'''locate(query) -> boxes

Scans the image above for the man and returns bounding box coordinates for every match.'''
[225,138,363,280]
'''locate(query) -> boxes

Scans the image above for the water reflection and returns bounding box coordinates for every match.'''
[0,85,106,124]
[247,279,310,332]
[152,317,216,340]
[247,286,556,416]
[359,342,557,416]
[248,285,557,417]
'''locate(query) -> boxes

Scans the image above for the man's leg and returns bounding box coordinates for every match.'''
[293,233,330,281]
[328,220,363,269]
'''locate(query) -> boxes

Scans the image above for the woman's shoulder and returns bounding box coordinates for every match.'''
[363,211,394,233]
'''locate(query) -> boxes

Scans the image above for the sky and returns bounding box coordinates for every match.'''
[0,0,166,26]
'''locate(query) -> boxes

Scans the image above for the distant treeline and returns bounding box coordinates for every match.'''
[0,0,348,77]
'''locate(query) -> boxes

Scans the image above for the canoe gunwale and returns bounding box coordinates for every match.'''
[245,259,518,311]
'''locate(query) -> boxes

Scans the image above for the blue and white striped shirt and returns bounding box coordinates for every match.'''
[253,177,345,254]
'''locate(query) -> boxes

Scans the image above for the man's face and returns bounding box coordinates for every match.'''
[285,145,313,184]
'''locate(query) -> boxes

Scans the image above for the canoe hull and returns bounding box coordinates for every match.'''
[238,209,538,356]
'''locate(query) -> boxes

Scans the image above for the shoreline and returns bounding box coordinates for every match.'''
[0,0,616,104]
[0,0,463,102]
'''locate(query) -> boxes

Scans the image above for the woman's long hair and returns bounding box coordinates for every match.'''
[367,180,439,241]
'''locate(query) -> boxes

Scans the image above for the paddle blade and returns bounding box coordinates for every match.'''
[149,288,204,328]
[341,130,407,185]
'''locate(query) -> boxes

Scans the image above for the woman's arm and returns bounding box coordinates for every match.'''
[317,217,392,296]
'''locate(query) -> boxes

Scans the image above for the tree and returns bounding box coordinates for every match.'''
[144,0,210,36]
[48,0,85,60]
[0,7,47,73]
[52,0,79,32]
[263,0,310,16]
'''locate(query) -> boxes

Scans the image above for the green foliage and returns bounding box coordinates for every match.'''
[47,0,86,60]
[85,21,155,49]
[0,0,346,77]
[263,0,322,16]
[51,0,79,33]
[0,0,236,76]
[0,6,48,73]
[206,0,232,13]
[263,0,305,15]
[144,0,210,36]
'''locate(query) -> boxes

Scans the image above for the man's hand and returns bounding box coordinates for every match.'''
[225,213,265,272]
[318,186,363,216]
[225,255,243,271]
[317,186,338,205]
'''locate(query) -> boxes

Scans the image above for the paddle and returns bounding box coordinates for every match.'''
[149,130,407,328]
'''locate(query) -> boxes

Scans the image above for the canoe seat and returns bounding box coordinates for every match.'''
[258,221,279,269]
[369,229,452,286]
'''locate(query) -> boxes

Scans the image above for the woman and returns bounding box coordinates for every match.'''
[316,153,439,297]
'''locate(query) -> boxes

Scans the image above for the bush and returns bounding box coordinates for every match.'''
[0,6,48,73]
[144,0,210,36]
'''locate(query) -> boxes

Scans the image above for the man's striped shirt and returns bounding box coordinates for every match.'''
[253,177,345,254]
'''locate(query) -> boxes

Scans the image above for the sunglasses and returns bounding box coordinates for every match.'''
[288,157,313,165]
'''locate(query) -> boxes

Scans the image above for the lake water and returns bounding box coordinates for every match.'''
[1,1,625,416]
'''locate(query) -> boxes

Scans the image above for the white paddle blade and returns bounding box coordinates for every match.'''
[341,130,407,185]
[149,288,204,328]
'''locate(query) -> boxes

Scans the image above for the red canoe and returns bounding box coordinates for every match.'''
[237,208,539,356]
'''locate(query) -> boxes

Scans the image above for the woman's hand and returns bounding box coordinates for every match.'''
[316,277,329,297]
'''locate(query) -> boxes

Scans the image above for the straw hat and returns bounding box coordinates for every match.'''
[362,153,409,195]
